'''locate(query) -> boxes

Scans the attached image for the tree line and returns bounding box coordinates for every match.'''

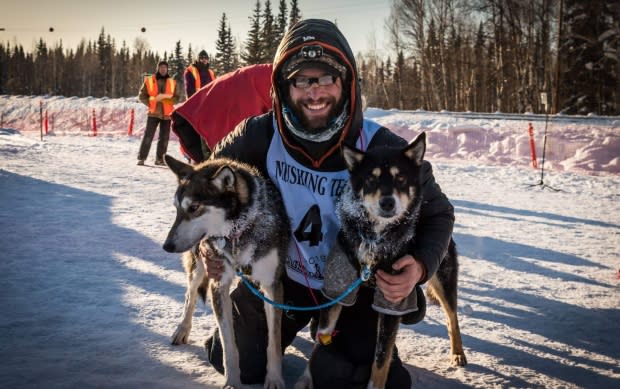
[360,0,618,115]
[0,0,617,115]
[0,0,301,101]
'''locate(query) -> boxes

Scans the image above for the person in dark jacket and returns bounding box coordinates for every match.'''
[137,61,181,165]
[184,50,215,99]
[192,19,454,388]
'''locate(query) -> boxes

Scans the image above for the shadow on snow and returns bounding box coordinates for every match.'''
[0,171,212,388]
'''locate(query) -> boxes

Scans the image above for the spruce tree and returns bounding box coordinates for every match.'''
[186,44,194,65]
[171,41,186,86]
[35,38,49,95]
[242,0,264,65]
[288,0,302,29]
[84,41,97,96]
[104,35,115,97]
[46,42,62,96]
[95,31,104,96]
[96,29,113,97]
[0,44,7,94]
[559,0,618,114]
[226,26,240,71]
[276,0,288,42]
[262,0,277,62]
[117,42,130,97]
[215,13,237,74]
[394,51,406,110]
[473,22,486,112]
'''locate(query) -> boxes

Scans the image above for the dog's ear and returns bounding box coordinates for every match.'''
[403,132,426,165]
[342,144,365,171]
[165,154,194,180]
[211,165,236,191]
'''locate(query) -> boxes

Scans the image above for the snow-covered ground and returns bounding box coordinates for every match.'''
[1,95,619,388]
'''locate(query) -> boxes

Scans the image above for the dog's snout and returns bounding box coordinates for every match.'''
[379,196,395,212]
[163,241,176,253]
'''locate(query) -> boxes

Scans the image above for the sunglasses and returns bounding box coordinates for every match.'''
[289,75,337,89]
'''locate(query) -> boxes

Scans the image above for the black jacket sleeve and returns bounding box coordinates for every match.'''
[211,112,274,175]
[171,111,204,162]
[184,70,196,98]
[411,161,454,283]
[368,128,454,284]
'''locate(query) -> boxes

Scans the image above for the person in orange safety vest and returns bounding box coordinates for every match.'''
[137,60,181,166]
[184,50,216,99]
[180,50,216,161]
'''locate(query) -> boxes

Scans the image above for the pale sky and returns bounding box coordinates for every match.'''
[1,0,392,58]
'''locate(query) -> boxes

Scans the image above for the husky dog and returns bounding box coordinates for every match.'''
[162,154,290,389]
[299,132,466,389]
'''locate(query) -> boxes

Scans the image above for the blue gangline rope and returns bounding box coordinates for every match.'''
[236,266,371,311]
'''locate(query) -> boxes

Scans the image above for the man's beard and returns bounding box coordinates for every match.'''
[283,95,349,143]
[289,95,345,131]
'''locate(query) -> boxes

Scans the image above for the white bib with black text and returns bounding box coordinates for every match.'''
[267,118,381,289]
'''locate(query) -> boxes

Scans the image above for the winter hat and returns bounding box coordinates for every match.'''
[157,60,169,68]
[281,44,347,80]
[198,50,209,60]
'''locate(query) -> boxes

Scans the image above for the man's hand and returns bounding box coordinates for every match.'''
[375,255,426,303]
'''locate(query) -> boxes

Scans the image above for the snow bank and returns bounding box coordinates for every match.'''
[1,96,618,175]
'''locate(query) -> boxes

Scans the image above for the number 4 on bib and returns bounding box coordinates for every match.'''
[294,204,323,246]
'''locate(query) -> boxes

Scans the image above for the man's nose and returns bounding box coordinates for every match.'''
[306,83,324,97]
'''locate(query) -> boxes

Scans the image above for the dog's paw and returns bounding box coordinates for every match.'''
[451,353,467,367]
[170,324,191,345]
[263,375,285,389]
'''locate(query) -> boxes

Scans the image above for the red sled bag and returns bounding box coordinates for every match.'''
[172,63,273,162]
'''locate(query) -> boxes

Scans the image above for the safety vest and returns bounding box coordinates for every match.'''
[145,75,176,116]
[186,65,216,92]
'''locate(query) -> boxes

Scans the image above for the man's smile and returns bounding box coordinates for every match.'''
[306,102,328,111]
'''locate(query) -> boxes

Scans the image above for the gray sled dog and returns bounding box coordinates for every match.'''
[162,154,290,389]
[297,132,466,389]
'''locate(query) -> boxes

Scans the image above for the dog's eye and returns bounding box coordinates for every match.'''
[187,203,201,213]
[395,174,407,185]
[394,174,409,191]
[364,177,378,192]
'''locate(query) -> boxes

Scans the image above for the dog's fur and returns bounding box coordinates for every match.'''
[162,154,290,389]
[297,133,466,389]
